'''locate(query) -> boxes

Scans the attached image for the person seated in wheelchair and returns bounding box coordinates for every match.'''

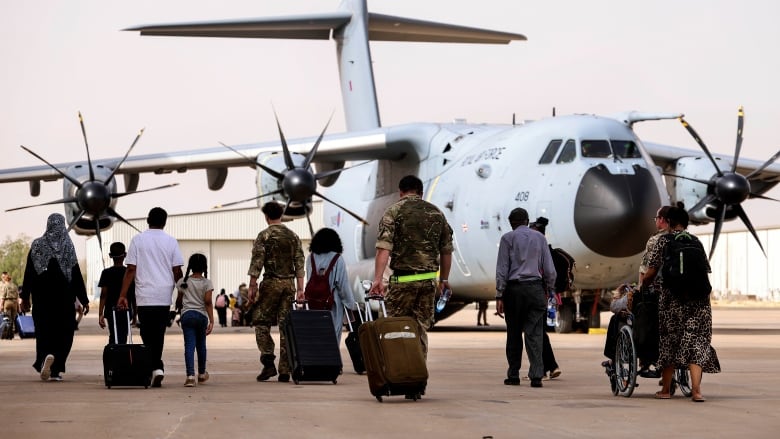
[601,283,660,378]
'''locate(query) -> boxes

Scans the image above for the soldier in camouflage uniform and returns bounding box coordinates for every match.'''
[1,272,21,336]
[247,202,305,383]
[370,175,454,356]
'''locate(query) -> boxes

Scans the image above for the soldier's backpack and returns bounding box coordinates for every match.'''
[304,254,339,310]
[550,247,576,293]
[661,231,712,301]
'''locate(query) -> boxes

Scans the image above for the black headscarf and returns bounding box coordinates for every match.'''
[29,213,77,282]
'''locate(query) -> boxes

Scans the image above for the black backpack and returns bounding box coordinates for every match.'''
[304,254,339,310]
[550,247,575,293]
[661,231,712,301]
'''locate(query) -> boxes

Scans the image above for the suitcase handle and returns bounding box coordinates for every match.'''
[112,308,134,344]
[344,305,364,332]
[292,299,310,310]
[363,295,387,322]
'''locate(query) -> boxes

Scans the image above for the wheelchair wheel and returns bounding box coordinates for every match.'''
[614,325,637,397]
[674,367,693,397]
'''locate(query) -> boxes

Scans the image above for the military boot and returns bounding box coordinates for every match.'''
[256,354,278,381]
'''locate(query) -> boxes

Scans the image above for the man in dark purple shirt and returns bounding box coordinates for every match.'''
[495,208,556,388]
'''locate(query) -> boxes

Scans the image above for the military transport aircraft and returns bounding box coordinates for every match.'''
[2,0,780,332]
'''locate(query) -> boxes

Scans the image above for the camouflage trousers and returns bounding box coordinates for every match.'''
[385,279,436,355]
[251,277,295,374]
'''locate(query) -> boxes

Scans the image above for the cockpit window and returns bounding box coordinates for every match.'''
[612,140,642,158]
[539,139,562,164]
[581,140,612,158]
[556,139,576,163]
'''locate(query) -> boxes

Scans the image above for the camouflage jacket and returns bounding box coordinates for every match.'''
[1,280,19,300]
[376,194,454,273]
[247,224,305,279]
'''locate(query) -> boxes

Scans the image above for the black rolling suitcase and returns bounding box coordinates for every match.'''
[344,305,365,374]
[358,296,428,402]
[283,300,342,384]
[103,309,152,388]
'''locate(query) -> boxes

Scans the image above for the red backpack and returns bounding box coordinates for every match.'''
[304,254,339,310]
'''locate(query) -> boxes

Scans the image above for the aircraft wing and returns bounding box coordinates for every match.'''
[644,141,780,195]
[0,126,431,189]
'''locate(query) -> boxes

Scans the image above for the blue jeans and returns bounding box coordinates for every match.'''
[181,311,208,376]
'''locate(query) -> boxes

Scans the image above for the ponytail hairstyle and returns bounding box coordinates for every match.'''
[181,253,208,289]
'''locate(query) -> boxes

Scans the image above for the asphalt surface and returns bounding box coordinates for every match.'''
[2,305,779,438]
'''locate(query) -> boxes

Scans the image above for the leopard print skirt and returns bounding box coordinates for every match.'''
[657,289,721,373]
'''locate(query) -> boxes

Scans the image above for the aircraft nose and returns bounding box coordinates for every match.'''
[573,164,660,258]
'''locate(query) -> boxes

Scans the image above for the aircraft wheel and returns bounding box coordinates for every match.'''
[555,304,574,334]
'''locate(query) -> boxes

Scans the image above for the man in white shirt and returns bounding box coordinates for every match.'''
[118,207,184,387]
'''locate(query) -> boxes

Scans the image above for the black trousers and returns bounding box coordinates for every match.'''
[542,331,559,372]
[137,306,169,372]
[503,280,546,380]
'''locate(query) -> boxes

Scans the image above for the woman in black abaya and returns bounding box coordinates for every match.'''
[21,213,89,381]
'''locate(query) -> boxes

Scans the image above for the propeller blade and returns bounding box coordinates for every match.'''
[745,148,780,179]
[314,190,369,225]
[731,106,744,173]
[220,141,285,179]
[104,128,145,185]
[5,197,79,212]
[273,109,296,171]
[314,161,372,181]
[112,183,180,199]
[212,189,284,209]
[305,211,315,237]
[302,112,334,171]
[661,172,711,186]
[708,204,727,260]
[678,117,723,177]
[686,193,717,218]
[77,112,96,182]
[20,145,83,188]
[734,203,766,256]
[93,218,105,267]
[749,193,780,202]
[67,210,87,232]
[218,141,263,168]
[107,207,142,233]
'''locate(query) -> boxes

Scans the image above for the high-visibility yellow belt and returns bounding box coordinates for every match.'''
[391,272,438,283]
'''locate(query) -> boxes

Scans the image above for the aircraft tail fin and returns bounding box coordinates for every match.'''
[126,0,525,132]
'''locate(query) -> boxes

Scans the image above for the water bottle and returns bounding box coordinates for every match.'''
[435,287,452,313]
[546,296,557,326]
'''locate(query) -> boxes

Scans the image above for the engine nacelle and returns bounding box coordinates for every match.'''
[668,156,738,224]
[254,151,311,219]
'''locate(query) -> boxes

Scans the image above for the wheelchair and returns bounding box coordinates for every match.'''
[607,312,692,397]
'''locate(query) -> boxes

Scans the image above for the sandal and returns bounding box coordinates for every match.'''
[692,393,706,402]
[654,391,671,399]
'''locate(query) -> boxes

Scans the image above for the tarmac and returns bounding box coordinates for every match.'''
[2,305,779,439]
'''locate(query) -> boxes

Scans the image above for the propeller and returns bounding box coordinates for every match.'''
[215,111,371,235]
[6,112,178,258]
[664,107,780,258]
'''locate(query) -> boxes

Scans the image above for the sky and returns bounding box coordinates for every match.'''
[2,0,780,252]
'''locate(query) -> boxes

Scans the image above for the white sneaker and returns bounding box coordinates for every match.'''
[184,376,196,387]
[151,369,165,387]
[40,354,54,381]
